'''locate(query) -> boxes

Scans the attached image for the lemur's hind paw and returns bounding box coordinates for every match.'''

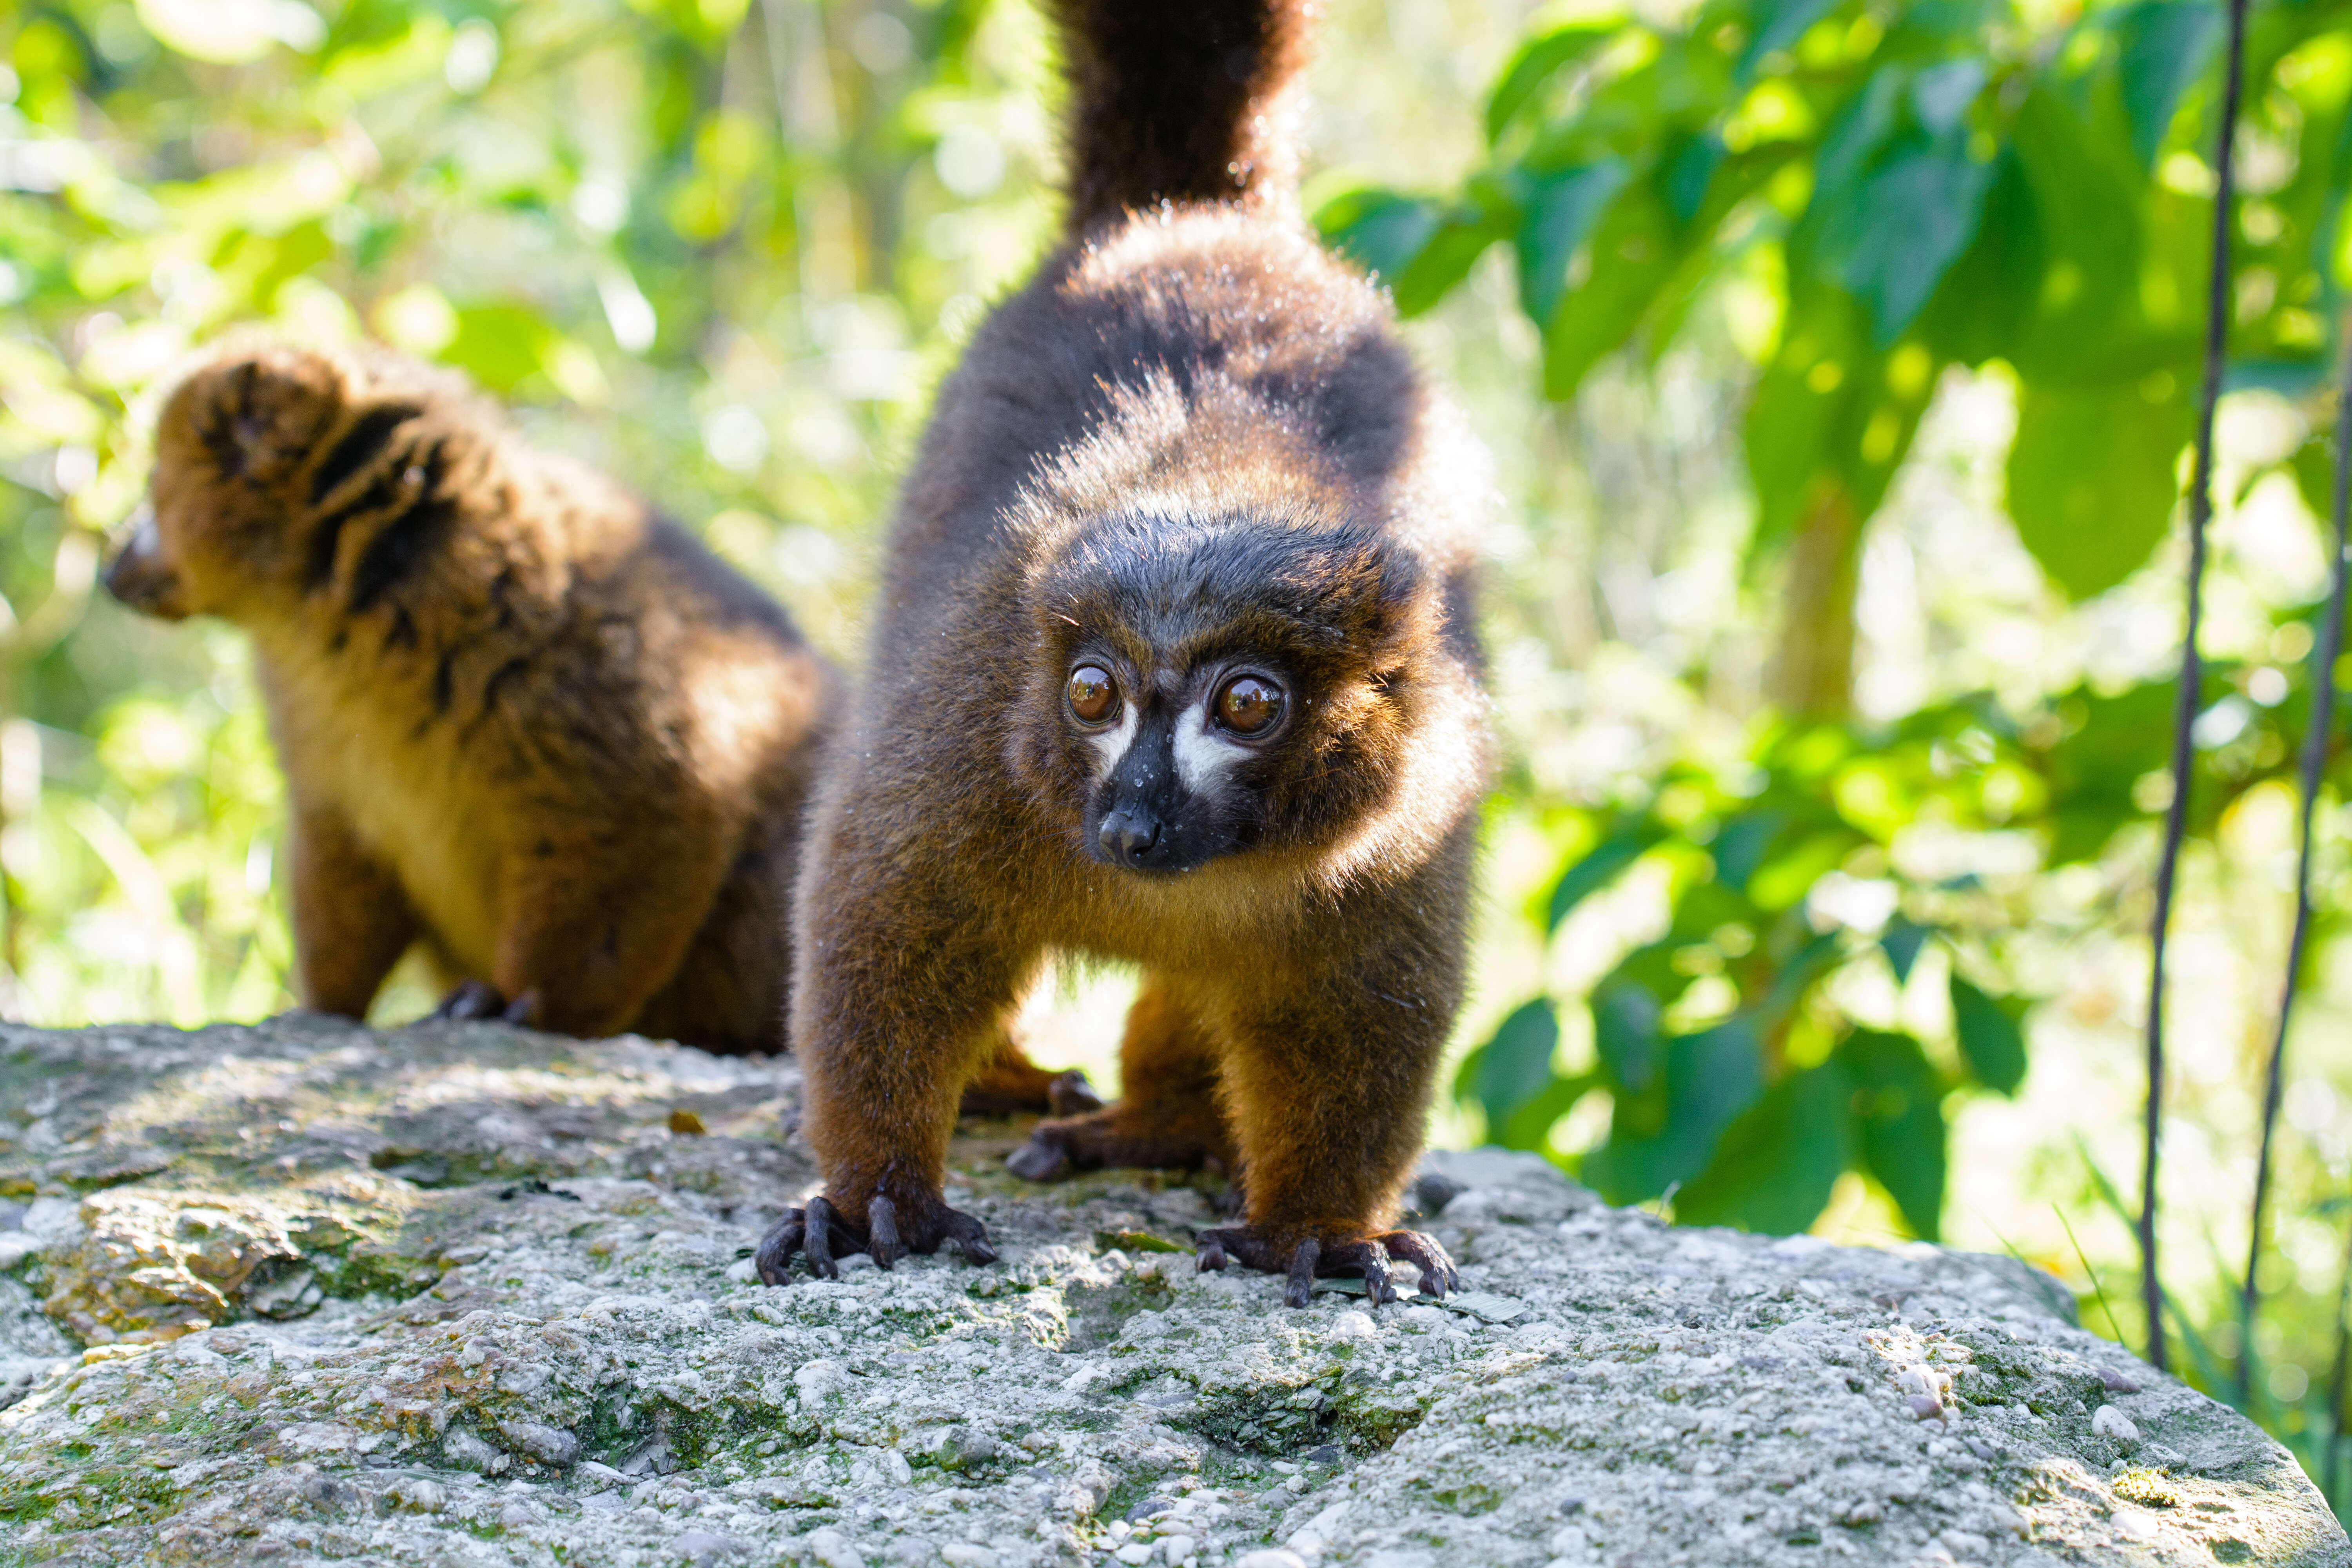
[1367,1229,1459,1298]
[1004,1133,1069,1182]
[1193,1225,1458,1308]
[425,980,539,1027]
[1047,1069,1105,1116]
[428,979,501,1022]
[753,1192,996,1285]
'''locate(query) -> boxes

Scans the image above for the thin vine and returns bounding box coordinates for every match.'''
[2141,0,2251,1375]
[2244,352,2352,1405]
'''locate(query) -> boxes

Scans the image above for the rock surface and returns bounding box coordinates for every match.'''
[0,1014,2342,1568]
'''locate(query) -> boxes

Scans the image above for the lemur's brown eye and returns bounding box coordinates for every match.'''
[1067,664,1119,726]
[1214,674,1285,735]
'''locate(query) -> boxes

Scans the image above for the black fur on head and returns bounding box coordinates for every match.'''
[109,341,480,624]
[1007,505,1440,874]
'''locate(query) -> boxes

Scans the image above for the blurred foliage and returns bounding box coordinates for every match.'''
[1380,0,2352,1502]
[1321,0,2352,652]
[1430,0,2351,1230]
[1464,655,2325,1238]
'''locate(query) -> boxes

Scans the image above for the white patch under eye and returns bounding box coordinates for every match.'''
[1172,704,1247,793]
[1085,704,1138,780]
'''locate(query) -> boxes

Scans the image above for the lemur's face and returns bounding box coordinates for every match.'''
[1016,511,1435,875]
[1061,650,1292,872]
[107,351,347,622]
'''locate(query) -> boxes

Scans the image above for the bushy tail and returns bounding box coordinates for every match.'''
[1048,0,1317,230]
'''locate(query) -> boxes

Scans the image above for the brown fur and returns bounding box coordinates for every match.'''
[761,0,1491,1302]
[105,339,834,1052]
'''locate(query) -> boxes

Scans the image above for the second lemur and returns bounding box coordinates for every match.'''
[107,336,1097,1112]
[760,0,1491,1305]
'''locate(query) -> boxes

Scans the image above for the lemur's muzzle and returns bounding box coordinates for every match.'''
[103,506,190,620]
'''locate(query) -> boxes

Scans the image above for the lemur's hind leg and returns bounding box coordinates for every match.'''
[1006,975,1233,1180]
[958,1027,1104,1118]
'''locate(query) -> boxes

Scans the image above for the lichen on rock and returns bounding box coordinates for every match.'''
[0,1014,2345,1566]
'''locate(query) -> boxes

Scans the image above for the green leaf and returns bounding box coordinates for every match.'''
[1757,929,1844,1026]
[1592,978,1662,1094]
[1487,21,1622,143]
[1835,1029,1947,1239]
[1674,1063,1853,1234]
[1812,68,1907,203]
[1917,149,2043,367]
[442,304,556,393]
[1813,132,1997,343]
[1514,158,1631,325]
[2036,680,2177,863]
[1739,0,1842,79]
[1545,827,1659,931]
[1743,289,1930,555]
[1950,974,2027,1095]
[1708,810,1786,893]
[1664,133,1724,225]
[2292,434,2343,527]
[1468,999,1562,1130]
[1316,189,1441,284]
[1316,188,1501,318]
[2114,0,2223,171]
[1579,1017,1765,1205]
[1910,60,1986,136]
[1880,917,1932,984]
[2006,376,2191,599]
[1394,214,1503,318]
[1495,1071,1601,1152]
[2002,87,2145,376]
[1539,178,1680,399]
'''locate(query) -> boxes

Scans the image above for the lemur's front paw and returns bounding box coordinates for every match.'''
[1194,1225,1459,1309]
[753,1192,996,1284]
[426,980,539,1026]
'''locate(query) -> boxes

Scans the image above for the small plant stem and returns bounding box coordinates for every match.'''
[2055,1205,2127,1345]
[2143,0,2250,1376]
[2242,357,2352,1404]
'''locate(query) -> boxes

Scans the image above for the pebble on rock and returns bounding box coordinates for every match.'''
[2091,1405,2142,1443]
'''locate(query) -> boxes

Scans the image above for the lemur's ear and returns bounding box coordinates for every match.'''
[1281,529,1435,664]
[165,346,345,487]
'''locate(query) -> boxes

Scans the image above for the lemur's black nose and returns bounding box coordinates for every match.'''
[1098,806,1160,867]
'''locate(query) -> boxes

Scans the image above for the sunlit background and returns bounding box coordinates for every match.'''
[8,0,2352,1503]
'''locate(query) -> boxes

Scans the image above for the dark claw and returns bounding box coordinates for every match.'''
[429,979,502,1022]
[1047,1069,1105,1117]
[944,1210,997,1266]
[754,1213,805,1285]
[751,1192,996,1280]
[1284,1238,1319,1309]
[803,1194,841,1280]
[1005,1133,1068,1182]
[1196,1237,1228,1272]
[1359,1247,1394,1307]
[1381,1230,1459,1298]
[866,1195,902,1270]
